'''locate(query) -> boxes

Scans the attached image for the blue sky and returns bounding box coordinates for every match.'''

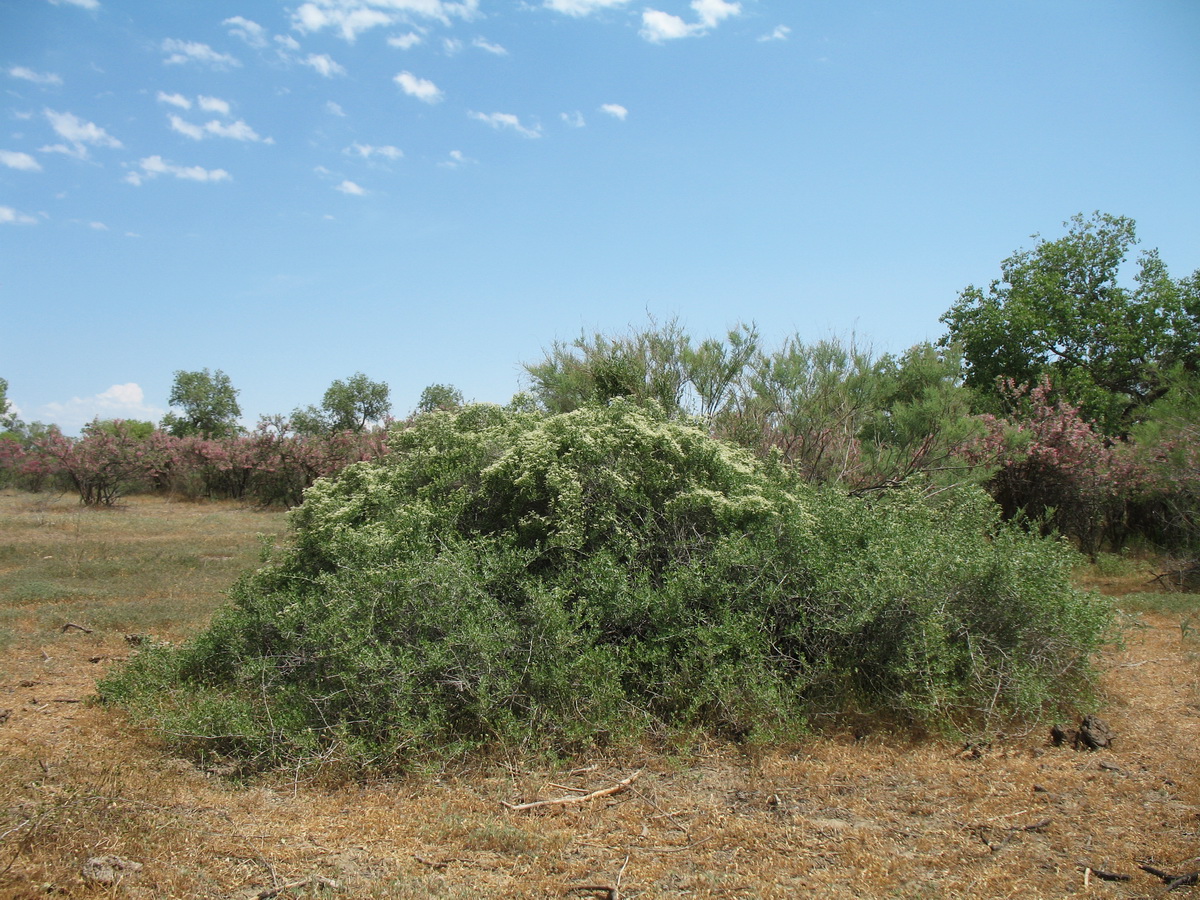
[2,0,1198,433]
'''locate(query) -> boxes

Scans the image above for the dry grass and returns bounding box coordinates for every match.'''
[1,491,1198,899]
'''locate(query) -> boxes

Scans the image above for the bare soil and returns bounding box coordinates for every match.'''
[1,494,1197,899]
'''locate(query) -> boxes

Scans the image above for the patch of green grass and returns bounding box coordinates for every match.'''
[1116,592,1200,616]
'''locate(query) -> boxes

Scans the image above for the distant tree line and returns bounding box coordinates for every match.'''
[2,212,1197,557]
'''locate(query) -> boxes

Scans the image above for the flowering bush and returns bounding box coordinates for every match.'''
[980,377,1142,554]
[100,401,1109,772]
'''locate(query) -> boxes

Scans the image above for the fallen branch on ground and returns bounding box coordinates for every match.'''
[1140,865,1200,892]
[502,771,642,812]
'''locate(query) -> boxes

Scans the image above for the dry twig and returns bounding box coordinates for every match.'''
[503,771,642,812]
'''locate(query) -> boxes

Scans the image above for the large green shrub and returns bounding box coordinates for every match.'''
[100,401,1110,771]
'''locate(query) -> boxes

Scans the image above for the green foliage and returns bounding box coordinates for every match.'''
[322,372,391,432]
[940,212,1200,434]
[290,373,392,434]
[415,383,465,415]
[0,377,16,432]
[87,419,156,440]
[524,317,691,414]
[161,368,243,438]
[101,401,1110,772]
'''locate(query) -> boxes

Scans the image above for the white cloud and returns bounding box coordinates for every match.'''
[472,37,507,55]
[42,109,122,159]
[223,16,269,47]
[126,155,231,185]
[759,24,790,42]
[292,3,392,41]
[599,103,628,120]
[346,142,403,160]
[442,37,463,54]
[335,179,365,195]
[156,91,191,109]
[388,32,423,49]
[468,111,541,138]
[48,0,100,9]
[276,34,301,51]
[439,149,473,168]
[42,384,165,434]
[640,10,695,42]
[161,39,240,68]
[326,101,347,116]
[641,0,741,42]
[302,53,347,77]
[395,71,443,103]
[692,0,740,28]
[0,150,42,171]
[168,114,205,140]
[8,66,63,85]
[197,95,231,115]
[169,113,269,143]
[543,0,631,15]
[561,110,585,128]
[0,206,39,225]
[88,221,108,230]
[292,0,480,40]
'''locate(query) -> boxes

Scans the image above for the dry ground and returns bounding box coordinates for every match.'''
[1,491,1197,899]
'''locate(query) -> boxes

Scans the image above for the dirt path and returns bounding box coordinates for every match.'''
[2,609,1197,899]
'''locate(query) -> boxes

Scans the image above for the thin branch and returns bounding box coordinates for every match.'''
[503,771,642,812]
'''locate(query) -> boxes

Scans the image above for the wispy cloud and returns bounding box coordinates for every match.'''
[162,38,240,68]
[599,103,628,120]
[41,109,122,159]
[125,155,231,185]
[335,179,365,195]
[326,101,347,116]
[198,96,231,115]
[169,115,270,143]
[8,66,63,86]
[439,149,473,168]
[473,37,507,55]
[48,0,100,9]
[395,71,444,103]
[561,111,586,128]
[156,91,191,109]
[42,384,165,434]
[641,0,740,42]
[388,32,423,50]
[292,0,480,40]
[292,2,393,42]
[345,142,403,160]
[302,53,347,77]
[0,150,42,171]
[223,16,269,48]
[468,111,541,138]
[759,24,790,42]
[0,206,39,225]
[543,0,631,15]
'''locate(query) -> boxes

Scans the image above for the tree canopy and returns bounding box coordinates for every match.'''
[940,212,1200,433]
[161,369,242,438]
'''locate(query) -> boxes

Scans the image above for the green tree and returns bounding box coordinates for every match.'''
[940,212,1200,433]
[415,383,464,415]
[292,372,392,434]
[161,369,242,438]
[323,372,391,432]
